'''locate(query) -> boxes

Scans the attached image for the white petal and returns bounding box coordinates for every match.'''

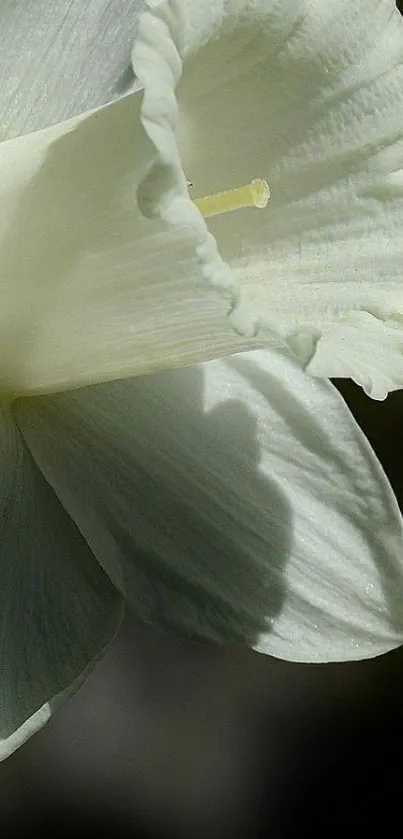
[0,0,143,142]
[0,405,123,760]
[0,92,264,397]
[14,349,403,663]
[0,655,105,763]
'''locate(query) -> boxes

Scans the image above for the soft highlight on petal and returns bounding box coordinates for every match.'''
[15,349,403,663]
[0,406,123,760]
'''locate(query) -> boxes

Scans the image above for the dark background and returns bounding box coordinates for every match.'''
[2,4,403,837]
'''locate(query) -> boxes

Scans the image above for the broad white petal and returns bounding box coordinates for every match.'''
[0,405,123,761]
[14,349,403,663]
[0,0,143,142]
[0,92,263,398]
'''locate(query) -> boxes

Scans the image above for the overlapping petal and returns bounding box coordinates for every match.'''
[0,405,123,761]
[14,349,403,664]
[0,0,143,142]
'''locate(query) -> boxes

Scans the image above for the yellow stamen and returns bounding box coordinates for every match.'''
[194,179,270,218]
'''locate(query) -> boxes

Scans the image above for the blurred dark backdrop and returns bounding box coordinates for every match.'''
[2,612,402,839]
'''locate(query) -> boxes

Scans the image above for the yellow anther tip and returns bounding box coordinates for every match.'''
[251,179,270,209]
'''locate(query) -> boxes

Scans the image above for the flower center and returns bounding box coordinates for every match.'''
[193,179,270,218]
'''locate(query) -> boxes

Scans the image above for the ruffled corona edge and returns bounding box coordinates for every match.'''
[306,310,403,400]
[131,0,259,337]
[132,0,403,400]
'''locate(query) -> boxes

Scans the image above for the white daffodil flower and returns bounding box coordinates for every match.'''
[1,0,403,760]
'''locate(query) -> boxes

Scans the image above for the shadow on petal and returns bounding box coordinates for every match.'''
[14,364,292,649]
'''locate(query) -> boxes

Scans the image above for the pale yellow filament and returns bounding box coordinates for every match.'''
[194,179,270,218]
